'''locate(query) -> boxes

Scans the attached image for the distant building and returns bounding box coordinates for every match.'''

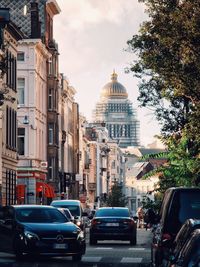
[93,71,140,148]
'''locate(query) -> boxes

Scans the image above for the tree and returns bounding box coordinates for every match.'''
[126,0,200,141]
[106,183,128,207]
[126,0,200,192]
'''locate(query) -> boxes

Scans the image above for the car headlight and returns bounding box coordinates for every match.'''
[24,231,39,241]
[77,231,84,240]
[76,221,81,227]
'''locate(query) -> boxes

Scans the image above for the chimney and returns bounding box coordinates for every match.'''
[30,1,41,38]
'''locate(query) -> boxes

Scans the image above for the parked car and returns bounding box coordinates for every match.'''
[50,200,87,232]
[167,219,200,266]
[170,229,200,267]
[148,187,200,267]
[57,207,75,222]
[0,205,86,261]
[89,207,137,245]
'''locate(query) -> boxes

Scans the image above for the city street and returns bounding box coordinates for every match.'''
[0,228,152,267]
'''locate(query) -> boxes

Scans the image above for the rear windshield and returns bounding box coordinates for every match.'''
[165,191,200,234]
[51,204,80,217]
[95,208,129,217]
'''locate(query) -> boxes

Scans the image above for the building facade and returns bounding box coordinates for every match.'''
[16,38,54,205]
[58,74,80,200]
[0,10,23,205]
[93,71,140,148]
[0,0,61,195]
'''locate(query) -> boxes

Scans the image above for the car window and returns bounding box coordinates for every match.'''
[52,205,80,217]
[179,192,200,223]
[95,208,130,217]
[15,208,69,223]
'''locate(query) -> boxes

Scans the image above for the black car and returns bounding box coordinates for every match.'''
[0,205,86,261]
[148,187,200,267]
[89,207,137,245]
[167,219,200,266]
[171,229,200,267]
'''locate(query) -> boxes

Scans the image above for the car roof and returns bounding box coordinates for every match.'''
[12,205,56,209]
[97,207,129,210]
[51,200,81,205]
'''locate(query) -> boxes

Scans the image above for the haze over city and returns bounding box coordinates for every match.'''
[54,0,161,147]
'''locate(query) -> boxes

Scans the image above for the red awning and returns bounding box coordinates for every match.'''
[36,182,55,198]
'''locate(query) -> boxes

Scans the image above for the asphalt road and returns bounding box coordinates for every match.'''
[0,228,152,267]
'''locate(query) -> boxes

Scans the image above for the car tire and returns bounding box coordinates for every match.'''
[72,254,82,261]
[130,235,137,245]
[89,236,97,245]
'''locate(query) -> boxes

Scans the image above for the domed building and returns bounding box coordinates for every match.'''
[93,71,140,148]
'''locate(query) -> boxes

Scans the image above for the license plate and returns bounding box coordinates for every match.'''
[54,243,68,249]
[106,223,119,226]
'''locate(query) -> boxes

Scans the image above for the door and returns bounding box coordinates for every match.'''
[0,206,15,253]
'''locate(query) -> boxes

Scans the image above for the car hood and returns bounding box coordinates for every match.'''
[22,222,80,235]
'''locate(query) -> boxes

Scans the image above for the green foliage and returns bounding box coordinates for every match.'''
[127,0,200,139]
[126,0,200,194]
[141,194,162,214]
[106,183,128,207]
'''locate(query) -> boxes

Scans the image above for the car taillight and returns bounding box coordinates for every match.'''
[123,219,135,227]
[162,233,172,241]
[91,219,100,226]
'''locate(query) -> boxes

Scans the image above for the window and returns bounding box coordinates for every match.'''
[18,128,25,155]
[48,123,54,144]
[48,157,55,180]
[48,88,53,109]
[17,78,25,105]
[17,52,25,61]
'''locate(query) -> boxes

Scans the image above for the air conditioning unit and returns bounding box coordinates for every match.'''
[40,161,48,168]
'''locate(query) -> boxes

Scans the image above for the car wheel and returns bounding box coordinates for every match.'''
[72,254,82,261]
[130,235,137,245]
[89,236,97,245]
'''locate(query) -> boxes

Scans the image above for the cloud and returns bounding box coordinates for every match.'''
[56,0,146,30]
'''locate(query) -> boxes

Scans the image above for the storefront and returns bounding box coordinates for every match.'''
[17,170,55,205]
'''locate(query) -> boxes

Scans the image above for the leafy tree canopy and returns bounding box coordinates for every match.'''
[127,0,200,142]
[126,0,200,196]
[106,183,128,207]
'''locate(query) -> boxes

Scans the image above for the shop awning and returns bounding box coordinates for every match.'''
[36,182,55,198]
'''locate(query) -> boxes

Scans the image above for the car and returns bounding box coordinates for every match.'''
[148,187,200,267]
[0,205,86,261]
[57,207,75,222]
[171,229,200,267]
[89,207,137,245]
[167,219,200,266]
[50,200,87,231]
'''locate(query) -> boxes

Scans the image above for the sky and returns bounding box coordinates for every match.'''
[54,0,161,147]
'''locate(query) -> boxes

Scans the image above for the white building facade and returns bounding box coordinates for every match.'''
[16,39,53,204]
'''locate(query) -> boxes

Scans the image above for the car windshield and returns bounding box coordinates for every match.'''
[95,208,129,217]
[52,204,80,217]
[15,208,69,223]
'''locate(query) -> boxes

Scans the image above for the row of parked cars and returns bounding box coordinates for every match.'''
[0,199,138,261]
[147,187,200,267]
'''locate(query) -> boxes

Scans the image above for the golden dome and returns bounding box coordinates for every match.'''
[101,71,128,98]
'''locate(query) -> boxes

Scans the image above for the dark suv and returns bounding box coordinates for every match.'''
[150,187,200,267]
